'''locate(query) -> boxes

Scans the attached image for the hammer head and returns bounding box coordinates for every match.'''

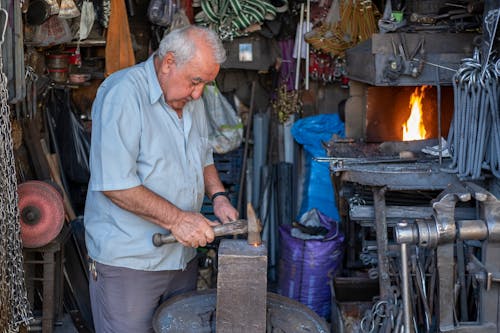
[247,203,262,246]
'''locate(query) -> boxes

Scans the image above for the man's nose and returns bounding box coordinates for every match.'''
[191,84,204,100]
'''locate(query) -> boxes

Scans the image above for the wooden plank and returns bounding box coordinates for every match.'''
[216,239,267,333]
[40,139,77,221]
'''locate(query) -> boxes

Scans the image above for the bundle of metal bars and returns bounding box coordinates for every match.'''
[444,9,500,179]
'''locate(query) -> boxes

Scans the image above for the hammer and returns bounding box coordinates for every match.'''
[152,203,262,247]
[152,219,248,246]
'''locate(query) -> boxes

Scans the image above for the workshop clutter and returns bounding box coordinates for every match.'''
[194,0,281,41]
[46,53,69,83]
[278,208,344,319]
[305,0,380,57]
[203,85,244,154]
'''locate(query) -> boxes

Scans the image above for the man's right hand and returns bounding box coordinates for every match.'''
[169,212,220,248]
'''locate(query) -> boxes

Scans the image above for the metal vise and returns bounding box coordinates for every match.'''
[395,182,500,332]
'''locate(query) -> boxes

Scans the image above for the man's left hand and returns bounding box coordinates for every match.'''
[212,196,239,223]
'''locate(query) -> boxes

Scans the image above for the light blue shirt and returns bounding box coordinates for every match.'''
[84,55,214,271]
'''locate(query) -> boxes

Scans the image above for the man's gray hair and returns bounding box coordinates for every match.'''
[157,26,226,66]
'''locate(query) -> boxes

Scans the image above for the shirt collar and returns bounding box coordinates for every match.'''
[145,54,163,105]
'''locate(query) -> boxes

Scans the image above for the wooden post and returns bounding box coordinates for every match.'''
[216,239,267,333]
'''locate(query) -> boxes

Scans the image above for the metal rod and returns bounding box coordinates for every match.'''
[294,3,304,90]
[305,0,310,90]
[373,186,391,299]
[456,240,469,321]
[413,59,457,72]
[436,68,443,164]
[237,81,256,214]
[400,241,412,333]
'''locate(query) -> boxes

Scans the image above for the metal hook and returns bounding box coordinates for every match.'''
[0,8,7,46]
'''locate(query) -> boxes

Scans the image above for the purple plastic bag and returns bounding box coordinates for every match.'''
[278,210,344,319]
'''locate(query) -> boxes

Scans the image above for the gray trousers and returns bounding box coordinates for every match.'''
[89,258,198,333]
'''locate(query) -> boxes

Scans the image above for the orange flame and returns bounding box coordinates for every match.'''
[402,86,428,141]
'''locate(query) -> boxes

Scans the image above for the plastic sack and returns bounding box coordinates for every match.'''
[148,0,176,26]
[58,0,80,19]
[291,114,345,221]
[278,209,344,318]
[46,89,91,183]
[32,16,73,47]
[79,1,95,41]
[203,85,244,154]
[46,0,60,15]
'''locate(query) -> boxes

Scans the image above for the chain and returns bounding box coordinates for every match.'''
[0,49,32,332]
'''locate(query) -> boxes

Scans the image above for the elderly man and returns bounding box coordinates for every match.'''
[84,25,238,332]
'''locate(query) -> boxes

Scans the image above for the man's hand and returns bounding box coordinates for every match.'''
[169,211,219,248]
[212,195,239,224]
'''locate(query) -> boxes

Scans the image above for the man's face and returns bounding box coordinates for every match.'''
[158,44,220,111]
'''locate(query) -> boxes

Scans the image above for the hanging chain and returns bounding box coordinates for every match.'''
[0,43,32,332]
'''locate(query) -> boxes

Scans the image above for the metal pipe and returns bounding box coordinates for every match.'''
[399,239,412,333]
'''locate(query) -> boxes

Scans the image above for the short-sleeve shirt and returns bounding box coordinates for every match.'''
[84,55,214,271]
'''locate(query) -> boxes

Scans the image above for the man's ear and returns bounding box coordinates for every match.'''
[160,52,176,73]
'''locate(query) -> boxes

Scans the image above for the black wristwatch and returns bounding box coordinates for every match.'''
[211,191,230,202]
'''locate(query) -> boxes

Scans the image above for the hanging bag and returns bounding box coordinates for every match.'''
[79,0,95,40]
[58,0,80,19]
[203,85,243,154]
[46,89,91,183]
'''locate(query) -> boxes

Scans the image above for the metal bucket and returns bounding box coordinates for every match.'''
[153,289,329,333]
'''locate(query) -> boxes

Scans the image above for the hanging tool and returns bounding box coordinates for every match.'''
[384,35,425,82]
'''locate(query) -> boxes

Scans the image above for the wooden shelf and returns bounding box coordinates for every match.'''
[25,39,106,48]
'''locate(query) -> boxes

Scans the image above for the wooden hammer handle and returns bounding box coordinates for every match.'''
[152,219,248,246]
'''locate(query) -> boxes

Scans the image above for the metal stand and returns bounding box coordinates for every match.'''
[23,229,68,333]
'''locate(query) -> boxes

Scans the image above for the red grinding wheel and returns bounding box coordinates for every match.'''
[18,180,65,248]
